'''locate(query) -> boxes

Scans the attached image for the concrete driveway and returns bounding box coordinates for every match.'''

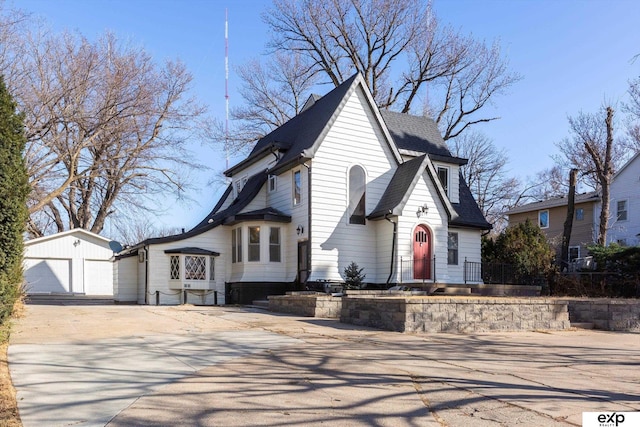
[8,303,640,426]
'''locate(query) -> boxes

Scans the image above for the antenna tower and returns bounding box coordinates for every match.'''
[225,8,230,170]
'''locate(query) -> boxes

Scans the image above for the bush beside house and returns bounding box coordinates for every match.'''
[0,76,29,325]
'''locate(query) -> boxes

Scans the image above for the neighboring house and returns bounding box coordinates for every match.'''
[599,150,640,247]
[23,229,116,295]
[114,73,491,305]
[506,151,640,262]
[506,192,600,264]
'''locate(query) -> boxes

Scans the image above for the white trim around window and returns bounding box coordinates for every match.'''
[616,199,628,222]
[293,169,302,207]
[437,166,450,197]
[268,174,277,193]
[347,164,366,225]
[168,254,215,282]
[538,209,549,229]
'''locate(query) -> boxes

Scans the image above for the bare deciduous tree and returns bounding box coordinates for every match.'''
[623,76,640,150]
[257,0,520,142]
[528,165,569,201]
[112,216,182,246]
[448,131,522,232]
[556,107,616,245]
[3,26,205,237]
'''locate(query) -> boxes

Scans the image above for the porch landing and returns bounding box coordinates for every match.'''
[393,282,541,297]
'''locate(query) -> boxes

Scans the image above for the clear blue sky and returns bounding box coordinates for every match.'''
[13,0,640,234]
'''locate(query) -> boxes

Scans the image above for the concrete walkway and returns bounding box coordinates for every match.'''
[8,304,640,426]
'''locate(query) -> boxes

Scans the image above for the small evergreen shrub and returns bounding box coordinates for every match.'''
[343,262,365,290]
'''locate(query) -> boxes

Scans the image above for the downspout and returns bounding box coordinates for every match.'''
[301,159,312,285]
[385,212,397,285]
[144,245,149,305]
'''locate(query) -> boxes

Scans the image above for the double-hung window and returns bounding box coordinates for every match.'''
[231,227,242,263]
[617,200,628,221]
[269,227,281,262]
[437,166,449,196]
[538,210,549,228]
[248,226,260,262]
[569,246,580,261]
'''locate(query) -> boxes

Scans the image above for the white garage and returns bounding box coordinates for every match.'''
[23,229,117,296]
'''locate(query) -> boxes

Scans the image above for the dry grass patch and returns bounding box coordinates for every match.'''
[0,300,22,427]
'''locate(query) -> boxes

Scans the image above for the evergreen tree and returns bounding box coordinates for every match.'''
[491,219,555,283]
[0,75,29,323]
[343,262,366,290]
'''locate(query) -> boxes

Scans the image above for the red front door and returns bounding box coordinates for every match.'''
[413,225,431,280]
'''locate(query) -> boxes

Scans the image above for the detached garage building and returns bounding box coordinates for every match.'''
[23,229,115,296]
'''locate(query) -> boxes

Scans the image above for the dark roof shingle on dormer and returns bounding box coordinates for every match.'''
[380,110,451,156]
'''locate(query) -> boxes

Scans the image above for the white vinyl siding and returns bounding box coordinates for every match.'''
[432,161,460,203]
[23,230,114,295]
[142,228,227,305]
[114,255,137,302]
[447,228,482,283]
[270,227,281,262]
[310,86,397,283]
[605,154,640,246]
[394,172,449,283]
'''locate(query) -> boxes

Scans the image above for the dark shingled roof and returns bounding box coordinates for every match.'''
[505,191,600,215]
[380,110,451,156]
[133,171,290,247]
[190,184,233,231]
[369,155,427,219]
[223,207,291,226]
[233,74,359,176]
[369,160,490,229]
[450,171,492,230]
[164,247,220,256]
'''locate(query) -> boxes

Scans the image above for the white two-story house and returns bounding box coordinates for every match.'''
[114,73,491,305]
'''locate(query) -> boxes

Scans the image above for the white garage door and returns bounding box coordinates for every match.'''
[24,258,71,293]
[84,260,114,295]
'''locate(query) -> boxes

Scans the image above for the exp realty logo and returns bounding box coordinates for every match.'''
[583,412,639,427]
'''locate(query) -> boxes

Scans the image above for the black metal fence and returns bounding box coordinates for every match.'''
[463,260,546,286]
[399,256,436,283]
[399,257,546,286]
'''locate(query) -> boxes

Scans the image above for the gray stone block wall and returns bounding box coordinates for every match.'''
[268,293,342,318]
[565,299,640,331]
[340,297,570,333]
[269,294,640,333]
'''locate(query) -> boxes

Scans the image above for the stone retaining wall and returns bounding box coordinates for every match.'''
[564,298,640,331]
[268,293,341,318]
[341,296,570,333]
